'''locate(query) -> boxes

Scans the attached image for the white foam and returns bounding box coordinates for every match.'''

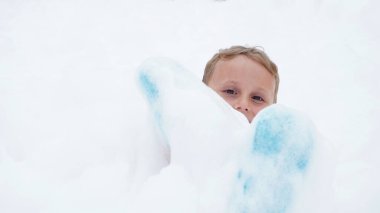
[0,0,379,212]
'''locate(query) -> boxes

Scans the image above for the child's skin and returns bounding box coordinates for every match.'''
[207,55,276,123]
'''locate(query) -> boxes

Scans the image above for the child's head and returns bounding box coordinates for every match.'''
[203,46,279,122]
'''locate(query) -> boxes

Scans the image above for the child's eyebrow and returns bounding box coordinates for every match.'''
[254,88,267,92]
[251,88,274,97]
[222,80,238,85]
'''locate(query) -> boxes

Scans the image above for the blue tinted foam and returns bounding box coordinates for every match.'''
[297,156,308,171]
[139,72,159,103]
[236,170,253,194]
[138,71,169,145]
[242,176,253,194]
[273,183,292,213]
[237,170,243,179]
[252,118,286,155]
[296,133,314,172]
[233,106,316,213]
[283,134,314,173]
[296,147,311,172]
[240,208,249,213]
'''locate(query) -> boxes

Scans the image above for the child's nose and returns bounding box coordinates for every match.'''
[233,98,255,122]
[234,98,250,112]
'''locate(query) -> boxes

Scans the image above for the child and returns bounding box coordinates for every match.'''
[202,46,279,123]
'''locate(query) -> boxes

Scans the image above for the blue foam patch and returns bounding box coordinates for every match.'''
[242,176,253,195]
[295,148,311,172]
[237,170,243,179]
[235,106,315,213]
[138,70,169,145]
[139,72,159,103]
[252,118,287,155]
[240,208,249,213]
[273,182,292,213]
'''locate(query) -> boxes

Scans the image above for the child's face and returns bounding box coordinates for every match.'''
[207,55,276,123]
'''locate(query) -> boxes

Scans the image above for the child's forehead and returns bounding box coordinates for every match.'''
[216,55,260,69]
[215,55,266,73]
[212,56,275,88]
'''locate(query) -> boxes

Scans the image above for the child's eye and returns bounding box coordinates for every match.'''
[252,96,264,103]
[223,89,236,95]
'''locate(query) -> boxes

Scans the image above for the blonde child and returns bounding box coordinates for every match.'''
[202,46,279,122]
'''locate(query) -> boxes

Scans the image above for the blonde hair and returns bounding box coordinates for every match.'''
[202,45,279,103]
